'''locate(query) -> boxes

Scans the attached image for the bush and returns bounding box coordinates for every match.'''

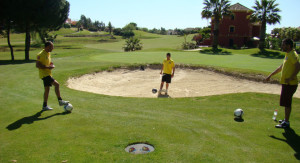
[122,30,135,39]
[88,27,98,32]
[182,42,197,50]
[63,23,71,28]
[123,37,142,52]
[113,28,122,36]
[296,47,300,54]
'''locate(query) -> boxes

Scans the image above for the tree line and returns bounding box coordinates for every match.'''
[75,15,112,34]
[0,0,70,61]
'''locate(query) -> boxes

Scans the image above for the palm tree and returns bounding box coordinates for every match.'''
[250,0,281,50]
[201,0,231,50]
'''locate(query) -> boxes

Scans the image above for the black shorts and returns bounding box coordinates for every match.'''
[280,84,298,107]
[162,74,172,83]
[42,76,55,87]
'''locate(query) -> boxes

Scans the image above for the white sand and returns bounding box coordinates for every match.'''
[67,68,300,98]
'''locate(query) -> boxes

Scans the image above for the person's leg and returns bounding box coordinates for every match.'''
[285,106,292,122]
[52,80,61,100]
[44,86,50,106]
[165,74,171,94]
[52,80,69,105]
[166,83,169,93]
[159,82,164,94]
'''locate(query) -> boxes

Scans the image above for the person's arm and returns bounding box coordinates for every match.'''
[265,64,282,81]
[160,64,164,74]
[36,61,54,69]
[285,62,300,83]
[171,66,175,78]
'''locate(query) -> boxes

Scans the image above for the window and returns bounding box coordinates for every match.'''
[230,26,235,33]
[231,15,235,20]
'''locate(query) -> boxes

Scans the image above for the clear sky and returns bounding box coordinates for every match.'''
[68,0,300,33]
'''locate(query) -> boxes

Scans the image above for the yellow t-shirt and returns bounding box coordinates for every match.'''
[37,49,52,79]
[163,59,175,74]
[280,50,299,85]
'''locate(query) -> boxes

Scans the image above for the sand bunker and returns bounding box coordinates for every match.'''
[67,68,300,98]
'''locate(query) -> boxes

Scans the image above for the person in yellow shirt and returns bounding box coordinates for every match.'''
[266,39,300,128]
[36,41,69,111]
[159,53,175,95]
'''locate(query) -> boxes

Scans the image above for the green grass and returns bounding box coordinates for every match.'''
[1,28,300,162]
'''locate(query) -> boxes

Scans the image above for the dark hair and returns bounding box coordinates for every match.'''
[166,53,171,57]
[283,38,294,48]
[45,41,53,48]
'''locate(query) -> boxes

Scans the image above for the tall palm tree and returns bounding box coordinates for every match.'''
[201,0,231,50]
[250,0,281,50]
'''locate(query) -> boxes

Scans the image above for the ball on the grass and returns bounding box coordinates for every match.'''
[152,89,157,94]
[64,103,73,112]
[234,108,243,118]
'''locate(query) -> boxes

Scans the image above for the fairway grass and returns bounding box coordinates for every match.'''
[1,30,300,162]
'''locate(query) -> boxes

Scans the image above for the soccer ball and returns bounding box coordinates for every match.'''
[234,108,243,118]
[64,103,73,112]
[152,88,157,94]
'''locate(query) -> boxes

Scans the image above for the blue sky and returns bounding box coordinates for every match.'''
[68,0,300,33]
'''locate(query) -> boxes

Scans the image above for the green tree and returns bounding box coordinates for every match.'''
[80,15,87,29]
[14,0,69,60]
[108,22,113,34]
[99,21,105,31]
[250,0,281,50]
[128,22,138,30]
[123,23,136,31]
[160,27,167,35]
[0,0,16,61]
[123,37,143,52]
[201,0,231,50]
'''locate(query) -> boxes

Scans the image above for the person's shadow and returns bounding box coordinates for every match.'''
[270,128,300,160]
[6,110,70,131]
[157,94,171,98]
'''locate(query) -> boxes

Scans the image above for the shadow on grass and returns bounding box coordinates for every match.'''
[270,128,300,160]
[55,45,82,49]
[6,110,70,131]
[0,59,36,65]
[251,49,284,59]
[199,48,232,55]
[234,117,244,122]
[157,94,171,98]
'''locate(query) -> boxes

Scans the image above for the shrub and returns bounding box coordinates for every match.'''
[122,30,135,39]
[182,42,197,50]
[88,27,98,32]
[64,23,71,28]
[123,37,142,52]
[113,28,122,36]
[296,47,300,54]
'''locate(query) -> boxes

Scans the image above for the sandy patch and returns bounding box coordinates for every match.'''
[67,68,300,98]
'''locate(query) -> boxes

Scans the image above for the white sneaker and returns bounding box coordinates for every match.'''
[158,90,162,94]
[59,100,69,106]
[42,106,53,111]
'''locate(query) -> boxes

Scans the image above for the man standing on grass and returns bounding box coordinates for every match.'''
[36,41,69,111]
[266,38,300,128]
[159,53,175,95]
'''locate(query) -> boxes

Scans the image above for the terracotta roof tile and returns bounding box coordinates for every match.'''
[229,3,250,11]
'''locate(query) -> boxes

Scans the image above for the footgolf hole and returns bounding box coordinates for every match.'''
[125,143,155,154]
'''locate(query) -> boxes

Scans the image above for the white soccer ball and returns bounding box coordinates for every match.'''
[234,108,243,118]
[64,103,73,112]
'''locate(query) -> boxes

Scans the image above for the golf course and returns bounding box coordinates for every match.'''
[1,28,300,162]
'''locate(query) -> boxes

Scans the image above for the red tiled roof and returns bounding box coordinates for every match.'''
[229,3,250,11]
